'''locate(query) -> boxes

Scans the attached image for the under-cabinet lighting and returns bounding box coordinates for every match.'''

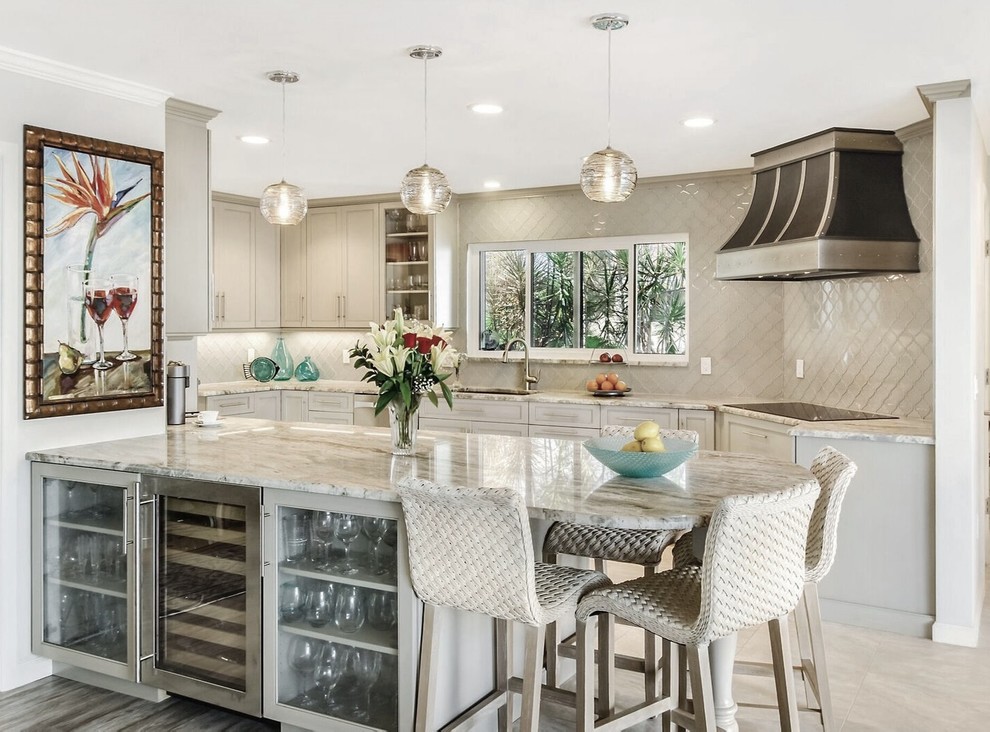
[483,181,502,189]
[239,135,270,144]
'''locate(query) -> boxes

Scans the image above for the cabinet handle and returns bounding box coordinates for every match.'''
[341,295,346,320]
[299,295,304,319]
[122,490,134,555]
[261,507,270,576]
[220,292,226,319]
[213,292,220,323]
[337,295,341,319]
[741,430,769,439]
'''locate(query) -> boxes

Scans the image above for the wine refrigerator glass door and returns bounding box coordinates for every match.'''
[32,463,138,680]
[140,476,262,716]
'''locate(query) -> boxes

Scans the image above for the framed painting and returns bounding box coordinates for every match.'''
[23,126,164,418]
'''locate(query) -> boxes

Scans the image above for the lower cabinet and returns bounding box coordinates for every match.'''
[264,489,416,731]
[279,391,354,425]
[600,405,716,450]
[419,397,530,437]
[205,392,282,421]
[716,412,795,461]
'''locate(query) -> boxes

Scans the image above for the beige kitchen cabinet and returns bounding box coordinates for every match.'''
[419,397,529,436]
[528,402,600,439]
[600,404,715,450]
[281,204,381,328]
[212,197,280,330]
[381,201,458,327]
[280,391,309,422]
[279,391,353,424]
[204,391,282,420]
[716,412,794,461]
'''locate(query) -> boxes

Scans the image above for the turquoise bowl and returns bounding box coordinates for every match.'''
[583,436,698,478]
[248,357,279,383]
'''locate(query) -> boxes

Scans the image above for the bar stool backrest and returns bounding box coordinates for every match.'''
[695,481,819,644]
[397,478,543,625]
[805,447,858,584]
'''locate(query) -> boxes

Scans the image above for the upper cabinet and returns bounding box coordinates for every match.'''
[212,196,281,330]
[280,203,381,328]
[382,201,458,328]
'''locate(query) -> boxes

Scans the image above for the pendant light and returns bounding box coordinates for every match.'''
[580,14,637,203]
[400,46,452,215]
[260,70,308,225]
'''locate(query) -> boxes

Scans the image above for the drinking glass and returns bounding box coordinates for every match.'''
[279,582,306,623]
[109,273,139,361]
[84,277,115,370]
[60,534,81,579]
[362,517,389,575]
[305,584,334,628]
[282,512,310,565]
[334,585,365,634]
[366,590,397,632]
[333,514,361,575]
[348,649,382,722]
[382,522,399,581]
[287,636,324,709]
[311,511,335,569]
[314,642,347,714]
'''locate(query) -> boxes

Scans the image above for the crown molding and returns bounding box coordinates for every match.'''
[0,45,171,106]
[896,118,934,142]
[166,98,221,124]
[917,79,971,117]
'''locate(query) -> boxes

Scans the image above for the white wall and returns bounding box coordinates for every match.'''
[929,90,989,647]
[0,69,165,690]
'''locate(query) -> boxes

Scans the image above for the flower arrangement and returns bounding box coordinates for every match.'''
[350,309,456,452]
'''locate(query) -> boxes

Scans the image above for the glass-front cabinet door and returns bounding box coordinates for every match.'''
[264,489,416,731]
[32,463,139,680]
[383,203,431,322]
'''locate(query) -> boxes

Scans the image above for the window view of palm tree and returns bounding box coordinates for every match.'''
[531,251,576,347]
[582,249,628,349]
[480,249,525,350]
[635,242,686,354]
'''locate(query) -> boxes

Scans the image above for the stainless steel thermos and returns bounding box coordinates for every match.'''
[166,361,190,425]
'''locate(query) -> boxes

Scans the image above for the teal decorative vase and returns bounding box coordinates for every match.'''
[272,337,294,381]
[294,356,320,382]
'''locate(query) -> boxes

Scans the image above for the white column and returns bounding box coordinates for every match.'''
[921,80,989,647]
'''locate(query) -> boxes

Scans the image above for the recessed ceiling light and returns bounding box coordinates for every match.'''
[239,135,270,144]
[483,180,501,189]
[469,103,503,115]
[682,117,715,128]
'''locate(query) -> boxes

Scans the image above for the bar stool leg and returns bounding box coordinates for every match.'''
[805,582,837,731]
[597,612,615,718]
[416,603,442,732]
[542,551,560,689]
[661,638,678,732]
[495,618,511,732]
[643,564,660,700]
[794,589,817,709]
[769,614,800,732]
[575,616,596,731]
[687,643,716,732]
[519,624,546,732]
[676,644,689,732]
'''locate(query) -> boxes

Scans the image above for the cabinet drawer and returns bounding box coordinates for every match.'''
[528,424,600,440]
[419,417,472,434]
[721,414,794,461]
[308,393,354,413]
[307,411,352,425]
[600,405,678,430]
[432,399,529,423]
[473,421,529,437]
[207,394,255,416]
[529,402,600,428]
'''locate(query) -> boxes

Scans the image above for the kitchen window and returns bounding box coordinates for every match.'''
[467,234,688,362]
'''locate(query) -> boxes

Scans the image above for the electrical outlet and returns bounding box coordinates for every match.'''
[796,359,805,378]
[342,348,350,364]
[700,357,712,375]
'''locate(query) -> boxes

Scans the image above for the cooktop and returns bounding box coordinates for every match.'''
[724,402,896,421]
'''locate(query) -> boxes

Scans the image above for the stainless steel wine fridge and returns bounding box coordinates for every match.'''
[139,475,262,715]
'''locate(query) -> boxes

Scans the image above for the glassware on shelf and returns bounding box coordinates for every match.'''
[315,642,348,714]
[366,591,398,632]
[362,517,389,576]
[305,584,334,628]
[282,512,310,566]
[311,511,335,569]
[334,585,365,634]
[348,649,383,723]
[287,635,324,709]
[294,356,320,382]
[279,582,306,623]
[272,336,294,382]
[333,514,361,575]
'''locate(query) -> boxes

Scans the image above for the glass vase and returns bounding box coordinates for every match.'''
[294,356,320,381]
[272,337,293,381]
[388,401,419,456]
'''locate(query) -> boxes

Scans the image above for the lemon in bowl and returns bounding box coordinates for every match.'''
[583,435,698,478]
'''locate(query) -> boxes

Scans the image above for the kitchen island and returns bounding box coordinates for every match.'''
[29,420,816,731]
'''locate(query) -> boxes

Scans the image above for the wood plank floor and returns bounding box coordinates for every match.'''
[0,676,278,731]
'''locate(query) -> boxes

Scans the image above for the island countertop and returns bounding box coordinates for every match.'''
[26,419,816,530]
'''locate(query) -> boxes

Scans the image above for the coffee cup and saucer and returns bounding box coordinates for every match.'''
[196,410,223,428]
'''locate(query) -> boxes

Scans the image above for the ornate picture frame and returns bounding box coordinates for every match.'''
[23,125,164,418]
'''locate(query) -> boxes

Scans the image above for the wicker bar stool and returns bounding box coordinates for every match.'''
[670,446,857,730]
[543,425,699,698]
[575,480,820,731]
[397,478,612,732]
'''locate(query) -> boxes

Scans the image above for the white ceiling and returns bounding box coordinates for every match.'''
[1,1,987,199]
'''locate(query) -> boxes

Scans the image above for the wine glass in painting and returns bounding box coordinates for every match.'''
[84,277,114,370]
[110,274,139,361]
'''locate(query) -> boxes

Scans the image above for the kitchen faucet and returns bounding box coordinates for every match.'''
[501,338,540,391]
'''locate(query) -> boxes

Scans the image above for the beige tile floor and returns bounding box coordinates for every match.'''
[535,562,990,731]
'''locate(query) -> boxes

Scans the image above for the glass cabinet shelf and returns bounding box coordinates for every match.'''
[384,231,428,239]
[279,619,399,655]
[280,562,396,592]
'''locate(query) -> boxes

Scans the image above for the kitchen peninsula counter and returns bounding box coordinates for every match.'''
[199,380,934,444]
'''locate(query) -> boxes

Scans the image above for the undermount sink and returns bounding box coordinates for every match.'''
[452,386,537,396]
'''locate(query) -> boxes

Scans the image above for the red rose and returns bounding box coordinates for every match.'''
[402,332,418,348]
[416,336,433,354]
[431,335,445,348]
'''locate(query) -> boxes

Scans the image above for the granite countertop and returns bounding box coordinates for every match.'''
[27,419,816,530]
[200,379,934,444]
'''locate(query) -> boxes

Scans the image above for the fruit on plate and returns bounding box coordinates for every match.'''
[611,353,624,363]
[586,379,598,392]
[641,437,667,453]
[614,380,628,392]
[599,352,611,363]
[57,342,84,375]
[620,440,642,452]
[633,420,661,441]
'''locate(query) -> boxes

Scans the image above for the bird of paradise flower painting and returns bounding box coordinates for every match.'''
[24,125,164,417]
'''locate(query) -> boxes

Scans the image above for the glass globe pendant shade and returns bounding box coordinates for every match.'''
[580,146,638,203]
[400,164,452,215]
[260,180,308,225]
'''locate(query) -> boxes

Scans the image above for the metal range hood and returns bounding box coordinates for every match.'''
[715,128,920,281]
